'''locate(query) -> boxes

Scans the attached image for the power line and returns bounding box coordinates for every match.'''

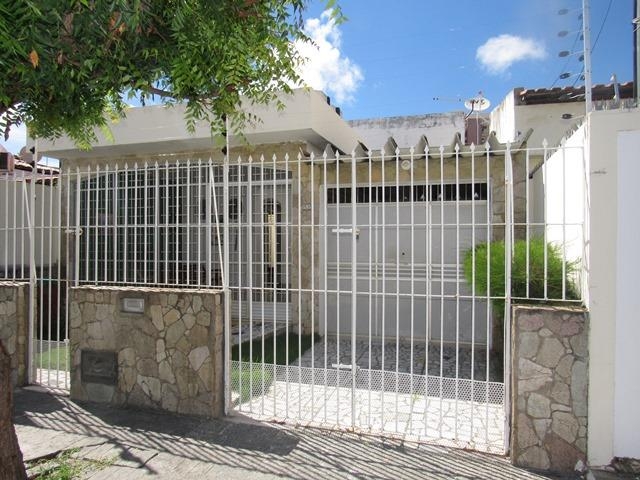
[552,0,612,88]
[552,29,583,87]
[591,0,614,53]
[570,0,612,88]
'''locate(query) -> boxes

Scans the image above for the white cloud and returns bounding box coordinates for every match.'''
[0,120,27,155]
[294,10,363,105]
[476,34,546,74]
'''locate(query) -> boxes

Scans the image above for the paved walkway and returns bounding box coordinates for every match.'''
[231,361,505,454]
[294,337,502,381]
[13,387,570,479]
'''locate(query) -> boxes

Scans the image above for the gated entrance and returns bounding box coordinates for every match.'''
[2,141,586,455]
[229,151,507,453]
[323,182,490,344]
[0,167,70,390]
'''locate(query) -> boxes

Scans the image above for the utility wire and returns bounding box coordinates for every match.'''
[570,0,613,87]
[551,28,582,87]
[552,0,612,88]
[591,0,614,53]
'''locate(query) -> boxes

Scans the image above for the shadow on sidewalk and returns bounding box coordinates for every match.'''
[13,388,570,480]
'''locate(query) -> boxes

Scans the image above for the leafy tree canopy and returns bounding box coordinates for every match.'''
[0,0,342,147]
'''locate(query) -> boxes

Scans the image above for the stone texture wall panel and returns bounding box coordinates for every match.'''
[70,286,224,418]
[0,282,29,387]
[511,306,588,473]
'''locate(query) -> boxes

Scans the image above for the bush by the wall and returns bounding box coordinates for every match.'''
[463,237,579,304]
[463,237,579,359]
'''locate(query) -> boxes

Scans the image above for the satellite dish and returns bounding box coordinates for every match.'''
[464,96,491,112]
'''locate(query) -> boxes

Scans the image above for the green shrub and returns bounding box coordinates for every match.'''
[463,237,580,304]
[231,364,275,404]
[463,237,579,360]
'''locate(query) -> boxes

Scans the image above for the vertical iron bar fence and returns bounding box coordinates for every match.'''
[0,142,586,452]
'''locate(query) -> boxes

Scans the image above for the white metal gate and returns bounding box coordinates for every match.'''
[229,151,507,453]
[322,191,490,344]
[1,142,585,455]
[229,178,291,323]
[0,167,69,390]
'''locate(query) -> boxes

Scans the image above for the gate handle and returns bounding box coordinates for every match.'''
[330,227,360,238]
[331,363,359,371]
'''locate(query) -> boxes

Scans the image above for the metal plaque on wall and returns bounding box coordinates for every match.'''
[81,350,118,385]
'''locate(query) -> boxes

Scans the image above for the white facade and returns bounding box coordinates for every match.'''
[583,108,640,465]
[0,173,61,270]
[348,112,466,150]
[614,128,640,459]
[490,89,585,147]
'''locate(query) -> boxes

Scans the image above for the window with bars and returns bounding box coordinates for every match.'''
[77,164,291,288]
[326,182,488,204]
[78,167,211,286]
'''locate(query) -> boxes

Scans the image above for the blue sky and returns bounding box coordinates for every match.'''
[300,0,634,118]
[1,0,634,154]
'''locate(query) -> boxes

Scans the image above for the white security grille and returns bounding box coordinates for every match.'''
[0,140,586,454]
[0,168,68,390]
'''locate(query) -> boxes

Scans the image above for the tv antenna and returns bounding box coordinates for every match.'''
[432,96,464,103]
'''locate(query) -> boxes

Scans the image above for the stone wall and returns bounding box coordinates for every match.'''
[511,305,588,472]
[0,282,29,387]
[70,286,224,417]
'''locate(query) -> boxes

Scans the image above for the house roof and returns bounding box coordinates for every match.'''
[37,89,363,159]
[35,87,532,163]
[348,112,467,149]
[0,162,59,185]
[516,81,634,105]
[322,129,533,162]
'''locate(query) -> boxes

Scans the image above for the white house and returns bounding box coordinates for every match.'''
[7,85,603,458]
[35,88,524,350]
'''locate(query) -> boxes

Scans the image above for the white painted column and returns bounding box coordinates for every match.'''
[587,109,640,466]
[613,130,640,459]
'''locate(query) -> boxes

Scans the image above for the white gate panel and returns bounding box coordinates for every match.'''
[321,198,488,345]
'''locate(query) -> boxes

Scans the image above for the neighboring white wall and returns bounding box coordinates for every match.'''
[543,125,587,269]
[489,90,516,143]
[490,89,584,147]
[587,107,640,466]
[514,103,584,148]
[348,112,465,149]
[0,178,60,270]
[613,129,640,459]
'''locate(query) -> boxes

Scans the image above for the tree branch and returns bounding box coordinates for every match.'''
[141,85,176,98]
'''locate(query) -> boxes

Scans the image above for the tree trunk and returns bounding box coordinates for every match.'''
[0,339,27,480]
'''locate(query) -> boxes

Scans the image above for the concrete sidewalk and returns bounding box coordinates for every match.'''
[13,387,569,480]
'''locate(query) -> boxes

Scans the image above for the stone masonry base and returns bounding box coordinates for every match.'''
[70,286,224,417]
[0,282,29,387]
[511,305,588,472]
